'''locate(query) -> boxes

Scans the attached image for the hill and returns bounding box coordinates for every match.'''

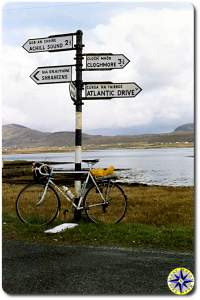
[2,124,50,148]
[2,124,95,148]
[174,123,194,132]
[2,123,194,150]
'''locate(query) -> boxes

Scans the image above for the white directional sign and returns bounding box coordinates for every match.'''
[23,34,74,53]
[84,82,142,99]
[30,65,72,84]
[85,53,130,70]
[69,81,77,101]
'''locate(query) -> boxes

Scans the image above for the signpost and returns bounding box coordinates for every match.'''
[23,33,74,53]
[84,82,142,99]
[23,29,142,221]
[84,53,130,70]
[30,65,72,84]
[73,30,84,220]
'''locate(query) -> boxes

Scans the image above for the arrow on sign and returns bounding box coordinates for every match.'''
[84,53,130,70]
[23,33,74,53]
[32,71,40,81]
[30,65,72,84]
[84,82,142,99]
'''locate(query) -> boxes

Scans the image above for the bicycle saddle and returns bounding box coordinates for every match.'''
[82,159,99,164]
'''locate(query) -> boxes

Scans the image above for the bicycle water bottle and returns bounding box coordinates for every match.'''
[62,186,74,200]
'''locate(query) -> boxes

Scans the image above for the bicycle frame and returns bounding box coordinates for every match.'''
[39,169,109,211]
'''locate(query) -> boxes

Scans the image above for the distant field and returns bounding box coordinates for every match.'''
[3,141,193,154]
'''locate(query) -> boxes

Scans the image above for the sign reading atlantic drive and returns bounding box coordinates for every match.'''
[84,82,142,99]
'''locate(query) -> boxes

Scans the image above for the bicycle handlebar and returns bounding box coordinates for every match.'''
[37,163,53,176]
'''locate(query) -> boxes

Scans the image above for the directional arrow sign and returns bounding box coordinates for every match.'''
[84,82,142,99]
[69,81,77,101]
[30,65,72,84]
[85,53,130,70]
[23,33,74,53]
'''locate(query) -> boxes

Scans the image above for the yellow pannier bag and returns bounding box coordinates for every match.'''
[91,165,115,177]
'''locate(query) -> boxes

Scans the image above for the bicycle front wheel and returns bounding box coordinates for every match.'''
[16,183,60,226]
[83,181,127,224]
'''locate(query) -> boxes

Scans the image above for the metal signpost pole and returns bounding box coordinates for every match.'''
[23,30,142,223]
[74,30,83,220]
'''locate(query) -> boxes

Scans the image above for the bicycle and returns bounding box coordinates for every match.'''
[16,159,127,226]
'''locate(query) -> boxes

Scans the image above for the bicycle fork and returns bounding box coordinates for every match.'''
[36,181,50,206]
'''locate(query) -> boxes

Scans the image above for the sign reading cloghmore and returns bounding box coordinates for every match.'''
[85,54,130,70]
[84,82,142,99]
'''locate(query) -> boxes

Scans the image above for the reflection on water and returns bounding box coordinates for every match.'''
[3,148,194,186]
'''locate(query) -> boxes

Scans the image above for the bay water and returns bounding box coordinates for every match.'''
[3,148,194,186]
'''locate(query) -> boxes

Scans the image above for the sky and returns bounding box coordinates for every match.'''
[1,0,194,134]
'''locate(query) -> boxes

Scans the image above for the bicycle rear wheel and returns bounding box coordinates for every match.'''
[83,181,127,224]
[16,183,60,226]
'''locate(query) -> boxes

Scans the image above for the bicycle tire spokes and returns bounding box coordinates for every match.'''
[84,181,127,224]
[16,183,60,226]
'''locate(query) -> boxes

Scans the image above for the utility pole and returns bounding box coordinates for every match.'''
[74,30,84,220]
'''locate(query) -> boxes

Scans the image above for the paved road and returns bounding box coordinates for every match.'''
[2,240,194,295]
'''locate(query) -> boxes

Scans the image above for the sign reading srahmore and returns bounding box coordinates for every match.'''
[30,65,72,84]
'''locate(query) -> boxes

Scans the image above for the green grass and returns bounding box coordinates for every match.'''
[2,213,193,251]
[2,182,194,251]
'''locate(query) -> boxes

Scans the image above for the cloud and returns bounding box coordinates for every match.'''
[1,4,193,133]
[83,6,194,130]
[1,44,75,131]
[2,105,28,125]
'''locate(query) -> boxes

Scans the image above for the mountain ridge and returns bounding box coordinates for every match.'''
[174,123,194,132]
[86,123,194,136]
[2,123,194,149]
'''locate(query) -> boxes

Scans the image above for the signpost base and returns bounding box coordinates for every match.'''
[73,203,82,221]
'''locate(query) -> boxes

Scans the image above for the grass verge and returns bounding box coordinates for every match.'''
[2,213,193,251]
[2,183,194,251]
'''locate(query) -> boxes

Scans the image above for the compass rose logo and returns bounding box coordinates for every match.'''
[167,267,194,295]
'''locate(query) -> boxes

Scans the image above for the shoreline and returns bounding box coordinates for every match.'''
[2,159,195,189]
[2,142,193,155]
